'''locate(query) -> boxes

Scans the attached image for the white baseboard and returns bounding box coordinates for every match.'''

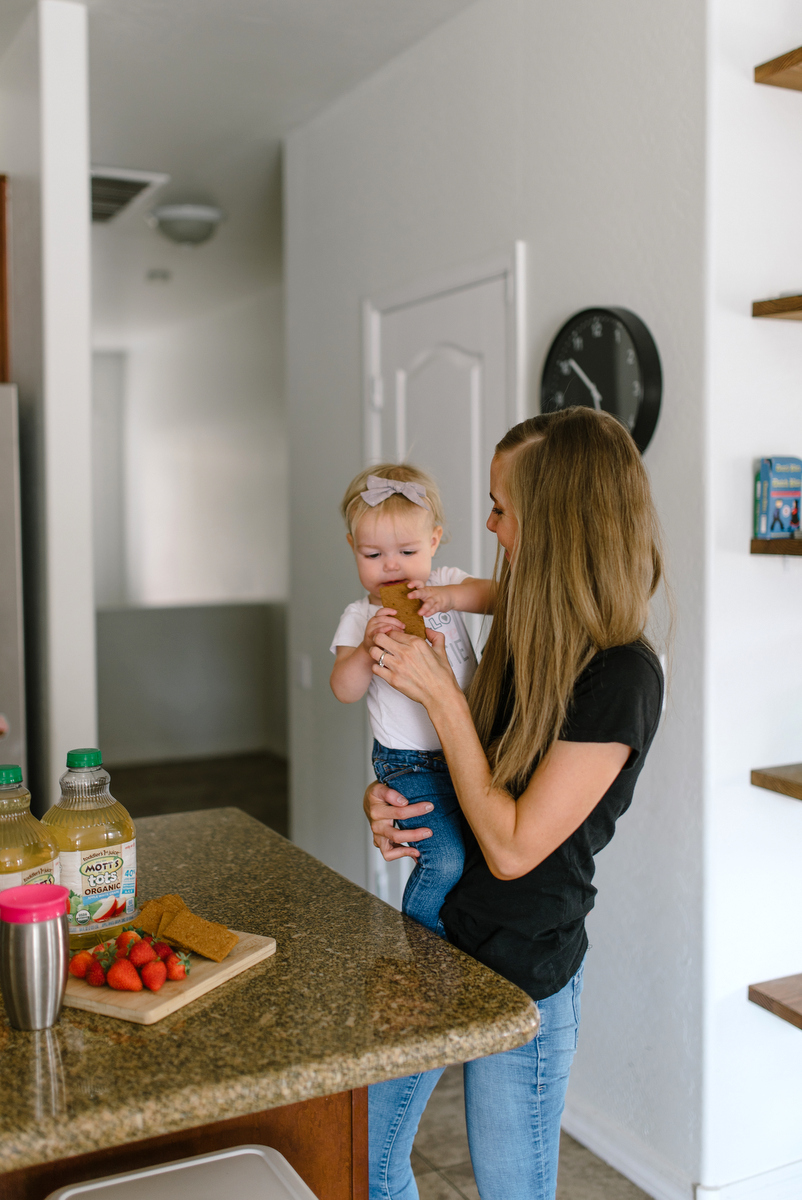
[563,1098,802,1200]
[561,1096,693,1200]
[696,1156,802,1199]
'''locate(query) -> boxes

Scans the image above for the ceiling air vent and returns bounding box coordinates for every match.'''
[90,166,170,223]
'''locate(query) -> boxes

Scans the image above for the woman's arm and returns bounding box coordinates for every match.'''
[429,688,628,878]
[368,630,628,879]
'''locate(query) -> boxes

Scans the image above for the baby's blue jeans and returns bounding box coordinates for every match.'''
[371,741,465,937]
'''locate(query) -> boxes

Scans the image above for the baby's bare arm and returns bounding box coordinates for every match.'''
[330,644,374,703]
[408,578,495,617]
[330,609,405,702]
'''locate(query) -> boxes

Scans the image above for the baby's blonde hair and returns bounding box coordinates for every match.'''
[341,463,446,538]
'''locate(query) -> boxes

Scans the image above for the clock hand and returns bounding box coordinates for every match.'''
[567,358,602,411]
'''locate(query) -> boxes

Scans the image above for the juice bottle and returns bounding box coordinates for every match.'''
[41,748,137,950]
[0,765,61,891]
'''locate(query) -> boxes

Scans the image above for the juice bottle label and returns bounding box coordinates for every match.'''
[0,858,61,892]
[60,839,137,933]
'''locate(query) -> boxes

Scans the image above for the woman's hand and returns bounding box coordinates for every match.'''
[363,780,434,861]
[370,628,459,709]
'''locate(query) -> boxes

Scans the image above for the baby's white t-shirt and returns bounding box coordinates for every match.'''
[330,565,478,751]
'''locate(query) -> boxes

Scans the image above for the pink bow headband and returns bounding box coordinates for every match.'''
[359,475,429,510]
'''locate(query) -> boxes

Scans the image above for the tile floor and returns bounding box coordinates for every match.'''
[112,754,649,1199]
[411,1065,650,1200]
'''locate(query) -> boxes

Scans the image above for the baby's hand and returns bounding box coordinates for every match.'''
[363,608,404,650]
[406,582,454,617]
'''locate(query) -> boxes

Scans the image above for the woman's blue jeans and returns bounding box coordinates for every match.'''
[372,742,465,937]
[368,960,584,1200]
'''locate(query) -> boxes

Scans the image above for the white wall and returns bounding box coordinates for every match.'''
[92,196,287,608]
[114,286,286,607]
[92,351,127,609]
[90,132,288,763]
[703,3,802,1193]
[0,1,97,807]
[285,1,706,1196]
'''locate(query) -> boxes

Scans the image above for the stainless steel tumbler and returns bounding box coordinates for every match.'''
[0,884,69,1030]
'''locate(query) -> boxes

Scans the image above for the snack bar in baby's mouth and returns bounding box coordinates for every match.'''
[380,582,426,638]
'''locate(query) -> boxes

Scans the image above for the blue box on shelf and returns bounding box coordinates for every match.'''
[754,457,802,539]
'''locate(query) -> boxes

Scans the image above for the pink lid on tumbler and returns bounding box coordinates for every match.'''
[0,884,69,924]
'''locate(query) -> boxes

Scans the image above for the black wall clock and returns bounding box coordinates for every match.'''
[540,307,662,452]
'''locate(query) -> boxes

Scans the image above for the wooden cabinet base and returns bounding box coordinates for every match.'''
[0,1088,368,1200]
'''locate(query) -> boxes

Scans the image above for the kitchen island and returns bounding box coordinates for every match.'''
[0,809,538,1199]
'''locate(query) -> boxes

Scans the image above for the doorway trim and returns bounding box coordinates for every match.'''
[361,242,527,465]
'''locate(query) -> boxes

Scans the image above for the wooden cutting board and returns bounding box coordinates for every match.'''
[63,930,276,1025]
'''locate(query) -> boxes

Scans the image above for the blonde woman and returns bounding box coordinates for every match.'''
[364,407,665,1200]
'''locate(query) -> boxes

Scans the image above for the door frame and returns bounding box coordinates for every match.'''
[361,242,528,465]
[360,244,527,904]
[0,177,8,383]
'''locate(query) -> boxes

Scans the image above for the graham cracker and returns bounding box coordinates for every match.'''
[137,899,166,936]
[380,582,426,638]
[154,894,189,937]
[138,894,187,936]
[161,909,239,962]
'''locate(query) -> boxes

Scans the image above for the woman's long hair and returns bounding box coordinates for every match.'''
[468,406,665,794]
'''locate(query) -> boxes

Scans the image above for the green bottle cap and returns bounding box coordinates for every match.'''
[0,765,22,786]
[66,748,102,769]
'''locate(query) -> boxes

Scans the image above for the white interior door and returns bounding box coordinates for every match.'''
[363,245,526,905]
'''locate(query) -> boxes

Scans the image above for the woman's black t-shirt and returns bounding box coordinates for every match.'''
[439,642,664,1001]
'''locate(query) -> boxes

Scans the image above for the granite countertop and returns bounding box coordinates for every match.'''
[0,808,538,1174]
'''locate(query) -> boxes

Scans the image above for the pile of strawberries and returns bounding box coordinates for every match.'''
[68,930,191,993]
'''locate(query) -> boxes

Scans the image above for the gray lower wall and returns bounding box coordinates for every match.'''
[97,604,287,764]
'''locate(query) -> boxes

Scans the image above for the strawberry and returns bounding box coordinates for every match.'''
[69,950,94,979]
[140,960,167,992]
[93,941,109,957]
[165,952,191,982]
[153,941,173,962]
[106,958,142,991]
[86,959,107,987]
[115,930,141,957]
[142,934,154,945]
[128,940,158,967]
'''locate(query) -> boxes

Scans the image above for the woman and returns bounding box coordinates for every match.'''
[364,407,666,1200]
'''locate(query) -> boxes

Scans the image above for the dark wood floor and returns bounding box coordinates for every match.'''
[107,751,289,838]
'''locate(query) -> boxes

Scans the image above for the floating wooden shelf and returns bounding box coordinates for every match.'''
[751,763,802,801]
[750,538,802,555]
[755,46,802,91]
[753,57,802,317]
[749,973,802,1030]
[752,295,802,320]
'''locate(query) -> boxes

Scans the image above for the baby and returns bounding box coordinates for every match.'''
[330,464,492,936]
